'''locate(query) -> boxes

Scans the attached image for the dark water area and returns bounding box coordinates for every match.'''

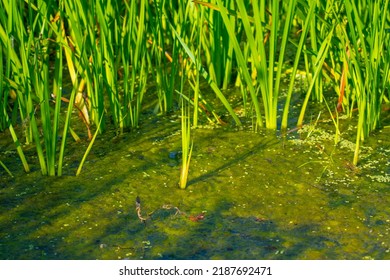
[0,106,389,260]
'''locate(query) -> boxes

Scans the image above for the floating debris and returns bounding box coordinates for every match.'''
[189,213,205,222]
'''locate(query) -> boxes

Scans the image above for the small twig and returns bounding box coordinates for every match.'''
[136,196,147,223]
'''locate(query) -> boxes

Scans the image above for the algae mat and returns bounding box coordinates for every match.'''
[0,115,389,259]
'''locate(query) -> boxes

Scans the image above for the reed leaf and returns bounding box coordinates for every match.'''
[0,159,13,177]
[76,112,105,176]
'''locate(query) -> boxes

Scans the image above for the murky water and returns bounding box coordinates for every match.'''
[1,109,389,260]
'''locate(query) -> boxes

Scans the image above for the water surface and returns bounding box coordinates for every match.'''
[1,112,389,260]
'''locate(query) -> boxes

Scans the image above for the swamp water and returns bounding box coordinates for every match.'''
[0,111,390,260]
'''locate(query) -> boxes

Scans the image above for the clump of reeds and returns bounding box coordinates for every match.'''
[1,0,389,178]
[179,97,193,189]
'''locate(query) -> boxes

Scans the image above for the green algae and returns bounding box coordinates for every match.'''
[0,113,389,260]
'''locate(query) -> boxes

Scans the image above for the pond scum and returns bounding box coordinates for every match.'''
[0,0,390,260]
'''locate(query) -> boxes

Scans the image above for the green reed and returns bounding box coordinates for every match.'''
[0,159,13,177]
[179,94,193,189]
[76,111,104,176]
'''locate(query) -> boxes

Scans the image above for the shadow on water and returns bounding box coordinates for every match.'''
[148,199,339,260]
[187,135,280,187]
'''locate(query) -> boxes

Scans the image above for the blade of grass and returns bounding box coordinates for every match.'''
[76,112,105,176]
[0,159,13,178]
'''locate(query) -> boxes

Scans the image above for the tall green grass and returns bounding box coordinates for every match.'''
[1,0,389,178]
[343,0,390,164]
